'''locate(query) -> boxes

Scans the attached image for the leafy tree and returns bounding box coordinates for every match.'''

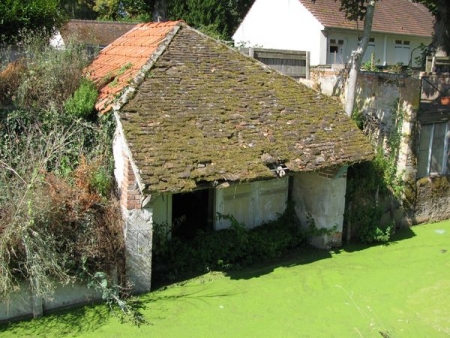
[167,0,253,39]
[90,0,253,39]
[0,0,65,43]
[414,0,450,55]
[316,0,377,117]
[60,0,98,20]
[93,0,151,21]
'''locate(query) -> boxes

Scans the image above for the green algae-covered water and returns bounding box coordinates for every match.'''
[1,220,449,337]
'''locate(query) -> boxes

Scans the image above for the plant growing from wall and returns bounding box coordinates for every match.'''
[346,100,405,243]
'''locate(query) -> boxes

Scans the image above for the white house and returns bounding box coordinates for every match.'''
[233,0,434,67]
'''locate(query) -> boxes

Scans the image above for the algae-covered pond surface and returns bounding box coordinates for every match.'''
[1,220,449,337]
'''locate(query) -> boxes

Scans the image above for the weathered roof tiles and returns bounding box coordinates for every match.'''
[87,22,373,193]
[60,20,137,48]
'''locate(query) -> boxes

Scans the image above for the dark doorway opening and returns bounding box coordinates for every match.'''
[172,189,213,240]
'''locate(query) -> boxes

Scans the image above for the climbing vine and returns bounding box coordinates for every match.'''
[346,99,406,243]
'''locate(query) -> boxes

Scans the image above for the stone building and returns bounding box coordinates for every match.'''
[86,21,373,292]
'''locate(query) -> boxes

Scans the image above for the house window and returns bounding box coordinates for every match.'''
[394,40,411,65]
[417,122,450,177]
[330,45,339,54]
[329,38,345,64]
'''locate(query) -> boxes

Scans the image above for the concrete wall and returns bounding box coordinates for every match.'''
[355,72,420,178]
[114,122,153,293]
[0,282,101,322]
[306,70,420,181]
[307,68,450,225]
[292,171,347,248]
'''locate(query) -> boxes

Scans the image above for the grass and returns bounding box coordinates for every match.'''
[1,220,450,337]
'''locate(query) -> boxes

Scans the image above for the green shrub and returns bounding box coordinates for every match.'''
[90,165,113,197]
[64,79,98,119]
[0,31,119,305]
[152,204,305,284]
[347,203,392,244]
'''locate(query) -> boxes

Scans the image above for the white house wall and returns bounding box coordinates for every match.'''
[326,30,431,66]
[232,0,324,65]
[215,178,289,230]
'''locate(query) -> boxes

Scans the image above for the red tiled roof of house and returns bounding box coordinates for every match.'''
[60,20,137,47]
[85,21,182,113]
[298,0,433,37]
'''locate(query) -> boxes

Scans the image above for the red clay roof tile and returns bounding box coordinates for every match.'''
[85,21,182,113]
[298,0,433,37]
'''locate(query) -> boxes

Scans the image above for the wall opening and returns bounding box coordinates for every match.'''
[171,189,213,240]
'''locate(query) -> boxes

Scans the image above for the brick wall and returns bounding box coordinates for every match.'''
[120,152,142,211]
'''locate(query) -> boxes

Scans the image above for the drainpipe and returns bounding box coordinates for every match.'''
[383,35,387,65]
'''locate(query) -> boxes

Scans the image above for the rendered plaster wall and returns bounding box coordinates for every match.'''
[301,67,346,97]
[0,282,101,322]
[307,70,420,181]
[292,171,346,248]
[215,177,289,230]
[347,71,450,225]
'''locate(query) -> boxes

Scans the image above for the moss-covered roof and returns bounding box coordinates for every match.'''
[90,23,373,193]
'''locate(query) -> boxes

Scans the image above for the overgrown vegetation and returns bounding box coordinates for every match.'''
[346,100,405,243]
[152,203,306,285]
[0,32,137,321]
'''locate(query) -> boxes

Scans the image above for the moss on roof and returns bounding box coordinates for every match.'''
[117,26,373,193]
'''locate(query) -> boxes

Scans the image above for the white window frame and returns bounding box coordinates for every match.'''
[394,40,411,65]
[417,122,450,177]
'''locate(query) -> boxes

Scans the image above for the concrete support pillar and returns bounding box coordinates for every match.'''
[292,171,347,249]
[119,151,153,293]
[125,208,153,293]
